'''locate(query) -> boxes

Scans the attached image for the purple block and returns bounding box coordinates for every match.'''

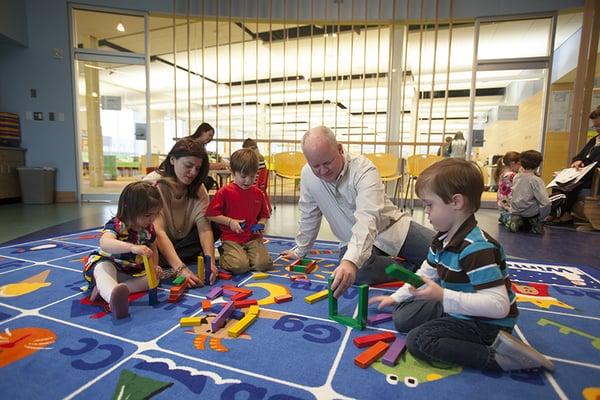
[381,337,406,366]
[222,289,237,297]
[367,312,393,325]
[206,286,223,300]
[210,302,234,332]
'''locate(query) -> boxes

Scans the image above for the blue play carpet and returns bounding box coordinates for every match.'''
[0,230,598,399]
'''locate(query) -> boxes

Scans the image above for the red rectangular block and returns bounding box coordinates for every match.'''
[234,299,258,309]
[218,271,233,280]
[231,291,251,301]
[274,294,292,303]
[223,285,252,295]
[353,332,396,348]
[354,341,390,368]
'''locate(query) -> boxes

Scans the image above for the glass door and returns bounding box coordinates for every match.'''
[75,59,148,201]
[71,7,148,201]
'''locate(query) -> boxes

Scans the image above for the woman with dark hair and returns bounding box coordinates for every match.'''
[549,106,600,224]
[144,137,217,287]
[189,122,228,190]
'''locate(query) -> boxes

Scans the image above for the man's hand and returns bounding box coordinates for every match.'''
[330,260,358,298]
[280,249,299,259]
[209,260,218,285]
[368,295,398,310]
[408,276,444,301]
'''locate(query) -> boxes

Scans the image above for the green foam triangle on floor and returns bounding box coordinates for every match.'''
[111,369,173,400]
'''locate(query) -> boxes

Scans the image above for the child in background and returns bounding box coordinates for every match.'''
[495,151,521,212]
[242,138,267,179]
[502,150,551,234]
[369,158,553,373]
[83,181,163,319]
[206,148,273,274]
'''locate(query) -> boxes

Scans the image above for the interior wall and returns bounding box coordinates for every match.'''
[0,0,77,201]
[0,0,28,47]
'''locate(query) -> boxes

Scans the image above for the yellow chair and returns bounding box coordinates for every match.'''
[403,154,445,213]
[272,152,307,207]
[364,153,404,205]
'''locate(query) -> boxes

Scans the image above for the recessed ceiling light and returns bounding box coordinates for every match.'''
[116,23,125,32]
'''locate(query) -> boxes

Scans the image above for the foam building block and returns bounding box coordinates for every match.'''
[201,300,212,311]
[142,255,158,289]
[381,337,407,366]
[218,271,233,280]
[231,291,251,301]
[328,277,368,330]
[305,289,329,304]
[206,286,223,300]
[385,263,424,288]
[211,302,234,332]
[248,305,260,315]
[172,275,185,285]
[355,341,390,368]
[197,256,205,282]
[179,316,205,327]
[148,288,158,305]
[204,255,212,285]
[252,272,269,279]
[228,313,257,338]
[274,294,292,303]
[234,299,258,309]
[353,332,396,348]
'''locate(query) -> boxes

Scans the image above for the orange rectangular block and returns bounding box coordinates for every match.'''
[354,341,390,368]
[201,300,212,311]
[274,294,292,303]
[170,285,185,295]
[223,285,252,295]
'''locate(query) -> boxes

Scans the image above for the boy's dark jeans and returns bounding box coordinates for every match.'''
[394,299,504,371]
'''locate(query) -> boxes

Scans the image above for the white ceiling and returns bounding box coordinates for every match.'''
[74,8,585,140]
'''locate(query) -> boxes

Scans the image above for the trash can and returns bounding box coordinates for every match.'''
[17,167,56,204]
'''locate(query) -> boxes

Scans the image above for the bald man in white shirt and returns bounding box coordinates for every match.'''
[282,126,434,298]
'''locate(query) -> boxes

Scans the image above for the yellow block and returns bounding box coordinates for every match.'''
[252,272,269,279]
[179,316,205,327]
[143,255,158,289]
[248,305,260,315]
[197,256,205,281]
[228,313,257,337]
[304,289,329,304]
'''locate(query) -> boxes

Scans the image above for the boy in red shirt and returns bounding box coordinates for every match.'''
[206,148,273,274]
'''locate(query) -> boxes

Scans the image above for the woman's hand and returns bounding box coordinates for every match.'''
[180,265,202,288]
[571,160,584,170]
[409,276,444,301]
[368,295,398,310]
[154,265,164,280]
[131,244,153,257]
[209,260,218,285]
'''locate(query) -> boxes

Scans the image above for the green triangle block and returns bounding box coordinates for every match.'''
[112,369,173,400]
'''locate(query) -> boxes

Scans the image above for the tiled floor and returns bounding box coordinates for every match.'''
[1,201,598,268]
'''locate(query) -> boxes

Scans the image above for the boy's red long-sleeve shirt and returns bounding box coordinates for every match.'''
[206,182,270,244]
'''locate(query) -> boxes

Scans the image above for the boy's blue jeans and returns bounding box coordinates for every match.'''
[394,299,504,371]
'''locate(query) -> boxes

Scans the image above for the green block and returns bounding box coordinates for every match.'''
[328,277,368,330]
[298,258,314,266]
[172,275,185,285]
[385,263,424,288]
[292,265,307,273]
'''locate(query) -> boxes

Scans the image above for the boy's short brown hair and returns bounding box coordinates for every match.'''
[230,148,259,176]
[415,158,484,211]
[519,150,543,170]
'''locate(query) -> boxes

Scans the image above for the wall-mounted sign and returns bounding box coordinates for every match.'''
[497,105,519,120]
[100,96,122,110]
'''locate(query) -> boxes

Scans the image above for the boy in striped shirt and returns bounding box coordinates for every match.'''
[369,158,553,372]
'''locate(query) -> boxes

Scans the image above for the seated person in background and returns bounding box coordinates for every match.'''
[206,148,273,274]
[189,122,228,191]
[83,181,163,319]
[242,138,267,183]
[549,106,600,224]
[437,136,452,157]
[494,151,521,212]
[500,150,550,234]
[368,158,554,373]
